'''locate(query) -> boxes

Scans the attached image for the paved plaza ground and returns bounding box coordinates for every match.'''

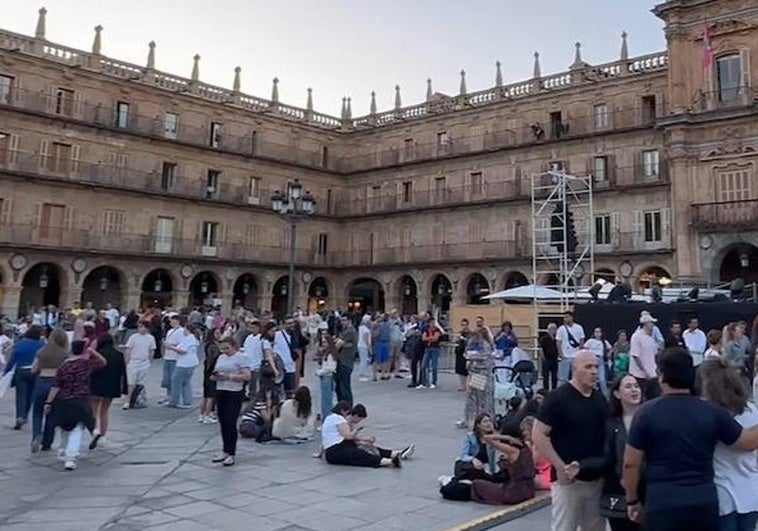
[0,359,550,531]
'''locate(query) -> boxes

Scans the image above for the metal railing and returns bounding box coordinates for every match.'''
[691,199,758,230]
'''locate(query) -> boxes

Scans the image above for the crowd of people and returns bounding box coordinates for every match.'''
[2,302,758,531]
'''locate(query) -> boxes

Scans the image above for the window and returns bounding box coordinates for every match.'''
[469,172,483,195]
[550,111,565,139]
[0,132,7,164]
[321,146,329,168]
[154,216,174,253]
[209,122,222,147]
[641,95,657,124]
[251,130,258,155]
[206,170,220,199]
[164,113,178,139]
[161,162,176,191]
[402,181,413,203]
[326,189,333,214]
[433,176,446,201]
[55,88,74,117]
[593,156,608,181]
[317,233,328,255]
[103,209,125,235]
[116,101,130,128]
[717,168,752,202]
[38,203,65,239]
[248,176,261,201]
[49,142,72,173]
[642,150,659,178]
[201,221,219,247]
[594,104,609,129]
[437,132,450,154]
[0,75,13,105]
[644,211,662,242]
[717,55,742,102]
[594,215,611,245]
[404,138,415,159]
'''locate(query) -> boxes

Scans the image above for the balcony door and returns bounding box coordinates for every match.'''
[154,217,174,253]
[38,203,65,244]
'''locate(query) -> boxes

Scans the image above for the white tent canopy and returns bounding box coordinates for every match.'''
[483,285,565,301]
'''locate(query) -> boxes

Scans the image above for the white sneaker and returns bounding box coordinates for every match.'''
[198,415,205,423]
[359,377,369,382]
[122,403,130,410]
[429,384,437,390]
[64,460,77,471]
[415,385,426,389]
[203,416,217,424]
[438,475,453,487]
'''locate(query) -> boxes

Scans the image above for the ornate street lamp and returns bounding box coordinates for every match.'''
[39,270,49,289]
[272,180,316,315]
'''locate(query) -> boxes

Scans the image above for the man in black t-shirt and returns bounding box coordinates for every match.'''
[624,347,758,531]
[534,351,607,531]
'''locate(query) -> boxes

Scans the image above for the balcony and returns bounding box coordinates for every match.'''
[594,231,673,254]
[691,199,758,230]
[330,240,525,267]
[0,223,318,266]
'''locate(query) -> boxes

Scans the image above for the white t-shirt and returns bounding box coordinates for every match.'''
[105,308,120,329]
[713,403,758,516]
[163,327,183,361]
[274,330,296,373]
[242,333,264,371]
[126,332,156,365]
[556,323,586,359]
[584,338,610,359]
[321,413,348,450]
[213,351,250,392]
[358,324,370,349]
[175,333,199,368]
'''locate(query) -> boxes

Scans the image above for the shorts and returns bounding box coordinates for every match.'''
[127,362,149,387]
[203,378,217,398]
[374,341,390,364]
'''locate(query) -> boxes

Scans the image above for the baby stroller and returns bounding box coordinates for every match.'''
[492,359,539,432]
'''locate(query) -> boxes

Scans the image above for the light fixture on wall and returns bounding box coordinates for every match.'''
[39,270,49,289]
[739,253,749,269]
[404,284,411,296]
[242,282,250,295]
[154,278,163,292]
[473,280,482,294]
[314,286,324,297]
[437,283,446,296]
[99,274,109,291]
[200,281,209,294]
[280,283,288,296]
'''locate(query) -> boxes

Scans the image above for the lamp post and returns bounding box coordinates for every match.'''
[271,179,315,316]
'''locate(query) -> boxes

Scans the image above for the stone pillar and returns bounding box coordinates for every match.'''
[124,290,142,313]
[62,287,83,310]
[1,286,22,321]
[172,291,189,311]
[220,294,234,317]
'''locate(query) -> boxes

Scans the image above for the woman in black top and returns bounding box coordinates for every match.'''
[576,373,642,531]
[455,319,470,391]
[89,334,127,449]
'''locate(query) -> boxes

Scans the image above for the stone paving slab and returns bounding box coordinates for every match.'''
[0,359,540,530]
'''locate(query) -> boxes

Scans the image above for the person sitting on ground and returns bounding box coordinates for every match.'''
[272,385,317,441]
[442,413,502,484]
[440,424,536,506]
[238,382,280,442]
[519,416,551,491]
[348,403,415,460]
[321,402,413,468]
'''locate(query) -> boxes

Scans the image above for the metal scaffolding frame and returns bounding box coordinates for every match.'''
[531,169,595,312]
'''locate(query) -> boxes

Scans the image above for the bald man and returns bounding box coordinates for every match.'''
[533,351,608,531]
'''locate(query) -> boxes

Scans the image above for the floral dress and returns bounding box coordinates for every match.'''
[463,337,495,428]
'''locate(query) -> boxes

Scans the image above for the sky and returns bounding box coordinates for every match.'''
[2,1,666,117]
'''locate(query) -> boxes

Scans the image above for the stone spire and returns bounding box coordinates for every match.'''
[92,25,103,55]
[533,51,542,79]
[346,97,352,119]
[426,78,433,101]
[620,31,629,61]
[306,88,313,113]
[271,77,279,104]
[370,90,377,115]
[341,97,347,119]
[459,70,467,96]
[394,85,402,110]
[495,61,503,87]
[570,42,589,70]
[146,41,156,70]
[191,54,200,83]
[35,7,47,40]
[232,67,241,93]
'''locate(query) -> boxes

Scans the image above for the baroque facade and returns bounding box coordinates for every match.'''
[0,0,756,319]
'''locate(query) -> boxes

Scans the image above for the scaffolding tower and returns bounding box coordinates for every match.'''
[531,168,595,312]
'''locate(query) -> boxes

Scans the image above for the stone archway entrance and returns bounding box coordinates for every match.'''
[720,244,758,284]
[307,277,329,314]
[82,265,124,309]
[348,278,384,314]
[141,269,174,309]
[20,262,64,315]
[397,275,418,316]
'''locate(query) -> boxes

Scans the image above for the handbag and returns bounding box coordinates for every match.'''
[599,493,627,519]
[469,373,488,391]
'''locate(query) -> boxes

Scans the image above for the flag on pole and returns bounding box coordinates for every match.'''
[703,23,714,70]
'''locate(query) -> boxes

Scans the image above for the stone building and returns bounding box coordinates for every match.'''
[0,0,756,319]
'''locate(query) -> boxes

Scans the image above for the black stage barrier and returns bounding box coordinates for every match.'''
[573,302,758,337]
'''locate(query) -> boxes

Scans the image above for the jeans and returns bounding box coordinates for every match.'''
[596,356,607,397]
[646,501,718,531]
[421,347,440,386]
[14,368,36,422]
[410,352,422,386]
[558,358,572,385]
[60,423,85,460]
[357,346,370,377]
[542,358,558,391]
[719,511,758,531]
[320,374,334,420]
[31,377,56,446]
[334,364,353,406]
[161,360,177,395]
[216,390,244,456]
[169,366,195,407]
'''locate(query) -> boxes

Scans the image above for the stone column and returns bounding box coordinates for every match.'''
[172,291,189,311]
[62,287,83,310]
[124,290,142,313]
[1,286,22,321]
